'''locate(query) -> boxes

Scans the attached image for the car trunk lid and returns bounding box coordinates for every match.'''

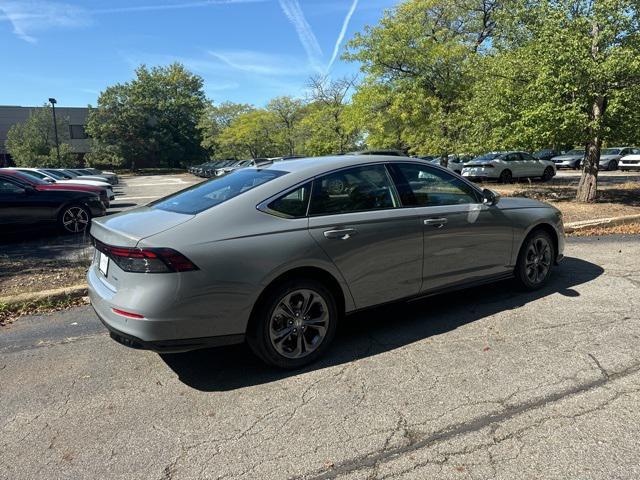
[90,206,195,247]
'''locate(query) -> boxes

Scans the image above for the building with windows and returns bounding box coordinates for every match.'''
[0,105,90,167]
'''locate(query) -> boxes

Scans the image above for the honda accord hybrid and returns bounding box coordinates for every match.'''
[88,155,565,368]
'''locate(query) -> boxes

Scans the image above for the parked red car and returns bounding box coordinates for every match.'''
[0,169,111,208]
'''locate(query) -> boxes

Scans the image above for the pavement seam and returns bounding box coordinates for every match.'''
[299,358,640,480]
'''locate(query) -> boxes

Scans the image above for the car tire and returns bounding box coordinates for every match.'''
[541,167,554,182]
[499,169,513,184]
[608,160,618,171]
[514,230,555,290]
[573,161,581,170]
[58,203,91,234]
[247,279,338,369]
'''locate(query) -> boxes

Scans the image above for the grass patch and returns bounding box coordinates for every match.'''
[0,257,89,298]
[568,221,640,237]
[0,294,87,327]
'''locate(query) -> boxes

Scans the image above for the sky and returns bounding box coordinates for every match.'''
[0,0,399,108]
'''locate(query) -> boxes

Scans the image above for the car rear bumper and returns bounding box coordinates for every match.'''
[87,266,247,352]
[94,308,244,353]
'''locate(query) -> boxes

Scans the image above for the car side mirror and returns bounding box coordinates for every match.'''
[482,188,500,206]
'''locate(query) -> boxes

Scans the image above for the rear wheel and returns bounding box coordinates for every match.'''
[515,230,555,290]
[58,204,91,234]
[247,279,338,369]
[541,167,554,182]
[499,169,513,184]
[608,160,618,171]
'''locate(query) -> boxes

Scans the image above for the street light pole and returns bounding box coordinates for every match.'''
[48,97,61,163]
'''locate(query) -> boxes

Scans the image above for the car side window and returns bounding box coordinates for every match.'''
[308,165,398,216]
[521,153,536,161]
[0,179,25,194]
[267,183,311,218]
[389,163,481,207]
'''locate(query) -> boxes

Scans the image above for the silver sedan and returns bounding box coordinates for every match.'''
[88,155,565,368]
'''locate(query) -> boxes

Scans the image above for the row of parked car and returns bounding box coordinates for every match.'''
[189,156,304,178]
[192,147,639,186]
[0,167,119,234]
[426,147,640,176]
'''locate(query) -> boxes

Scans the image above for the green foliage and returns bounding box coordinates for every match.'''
[217,109,280,159]
[345,0,498,156]
[267,96,305,156]
[86,63,208,169]
[197,101,254,155]
[5,105,75,167]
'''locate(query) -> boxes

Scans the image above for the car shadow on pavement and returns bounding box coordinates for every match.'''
[161,256,603,392]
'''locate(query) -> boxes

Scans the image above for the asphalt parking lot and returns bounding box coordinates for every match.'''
[1,235,639,479]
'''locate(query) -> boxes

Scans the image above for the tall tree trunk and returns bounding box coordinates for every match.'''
[576,95,606,202]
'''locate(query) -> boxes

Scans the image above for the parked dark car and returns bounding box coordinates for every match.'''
[1,169,111,208]
[533,149,561,161]
[0,172,105,234]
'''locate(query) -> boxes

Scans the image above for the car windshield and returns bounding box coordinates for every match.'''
[151,168,287,214]
[602,148,621,155]
[43,170,68,179]
[473,153,501,162]
[565,149,584,155]
[14,171,47,185]
[18,169,47,179]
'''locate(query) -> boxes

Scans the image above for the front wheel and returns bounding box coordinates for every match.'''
[499,169,513,184]
[247,279,338,369]
[541,167,554,182]
[607,160,618,171]
[514,230,555,290]
[58,204,91,234]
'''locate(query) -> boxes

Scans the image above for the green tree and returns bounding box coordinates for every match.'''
[86,63,208,169]
[5,105,75,167]
[302,76,360,155]
[467,0,640,201]
[345,0,499,160]
[197,101,254,156]
[218,109,281,159]
[267,96,305,156]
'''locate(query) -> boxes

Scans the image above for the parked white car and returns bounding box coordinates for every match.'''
[619,150,640,171]
[598,147,639,171]
[461,151,556,183]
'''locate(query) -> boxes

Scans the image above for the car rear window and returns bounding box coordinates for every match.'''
[151,168,287,214]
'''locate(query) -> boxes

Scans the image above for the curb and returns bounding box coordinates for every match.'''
[0,284,88,307]
[564,213,640,233]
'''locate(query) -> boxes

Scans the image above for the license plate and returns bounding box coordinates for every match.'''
[99,251,109,276]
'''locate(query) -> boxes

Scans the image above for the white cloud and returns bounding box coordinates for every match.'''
[94,0,263,15]
[207,50,312,76]
[277,0,323,72]
[0,0,265,43]
[327,0,359,72]
[0,1,90,43]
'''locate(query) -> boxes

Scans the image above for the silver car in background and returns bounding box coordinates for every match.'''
[88,155,565,368]
[462,151,556,183]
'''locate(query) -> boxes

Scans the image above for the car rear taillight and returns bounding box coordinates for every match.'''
[92,238,198,273]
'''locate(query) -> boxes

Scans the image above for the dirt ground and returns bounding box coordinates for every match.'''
[0,256,89,298]
[483,178,640,223]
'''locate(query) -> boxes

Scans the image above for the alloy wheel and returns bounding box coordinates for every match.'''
[269,289,330,359]
[62,206,89,233]
[524,237,552,284]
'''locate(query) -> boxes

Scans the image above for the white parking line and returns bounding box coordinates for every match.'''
[115,196,159,201]
[123,181,189,187]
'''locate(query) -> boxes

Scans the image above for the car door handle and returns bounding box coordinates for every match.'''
[424,218,448,227]
[324,228,357,240]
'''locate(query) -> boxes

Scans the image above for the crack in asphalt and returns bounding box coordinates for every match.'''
[299,357,640,480]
